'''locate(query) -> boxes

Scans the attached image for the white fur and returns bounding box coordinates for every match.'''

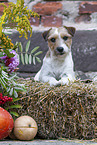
[34,28,75,86]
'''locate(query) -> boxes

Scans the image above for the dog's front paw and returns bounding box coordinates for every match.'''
[59,76,75,85]
[49,78,69,86]
[59,77,69,85]
[49,79,61,86]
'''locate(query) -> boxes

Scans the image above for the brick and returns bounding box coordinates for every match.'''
[29,17,40,26]
[0,0,8,1]
[75,14,91,23]
[33,2,62,15]
[44,0,62,2]
[79,2,97,14]
[41,16,62,27]
[0,2,9,15]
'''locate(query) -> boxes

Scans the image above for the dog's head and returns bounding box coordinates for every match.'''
[42,26,76,57]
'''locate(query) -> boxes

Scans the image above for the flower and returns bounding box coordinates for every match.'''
[0,33,14,49]
[1,50,19,73]
[0,93,13,105]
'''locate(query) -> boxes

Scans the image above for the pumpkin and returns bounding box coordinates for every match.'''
[0,107,14,140]
[14,115,38,140]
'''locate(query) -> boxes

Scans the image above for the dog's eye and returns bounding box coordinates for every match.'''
[63,36,68,41]
[50,38,56,43]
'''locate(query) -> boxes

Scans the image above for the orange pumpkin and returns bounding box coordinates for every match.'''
[0,107,14,140]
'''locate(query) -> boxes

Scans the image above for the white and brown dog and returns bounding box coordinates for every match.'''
[34,26,76,86]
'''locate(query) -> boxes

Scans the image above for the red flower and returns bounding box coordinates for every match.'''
[0,93,13,105]
[4,57,12,66]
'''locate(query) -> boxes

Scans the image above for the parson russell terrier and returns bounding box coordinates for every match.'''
[34,26,76,86]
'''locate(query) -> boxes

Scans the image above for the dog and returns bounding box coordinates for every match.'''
[34,26,76,86]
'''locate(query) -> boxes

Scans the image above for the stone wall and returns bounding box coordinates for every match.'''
[9,30,97,74]
[31,1,97,27]
[0,1,97,29]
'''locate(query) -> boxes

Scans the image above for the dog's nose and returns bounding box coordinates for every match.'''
[56,47,64,53]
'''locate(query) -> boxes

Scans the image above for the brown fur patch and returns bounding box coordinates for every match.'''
[43,27,75,57]
[47,27,72,51]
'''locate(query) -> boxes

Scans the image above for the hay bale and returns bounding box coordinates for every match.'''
[5,78,97,139]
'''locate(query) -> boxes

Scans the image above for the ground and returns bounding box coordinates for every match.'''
[0,139,97,145]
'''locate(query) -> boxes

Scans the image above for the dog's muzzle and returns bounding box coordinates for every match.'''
[56,47,64,55]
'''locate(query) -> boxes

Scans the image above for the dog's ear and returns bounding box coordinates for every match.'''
[64,26,76,37]
[42,28,52,41]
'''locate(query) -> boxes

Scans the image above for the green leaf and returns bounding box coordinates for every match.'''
[29,54,32,64]
[31,46,39,54]
[14,87,25,92]
[0,52,4,57]
[9,74,17,80]
[18,42,23,52]
[9,88,13,96]
[10,111,19,117]
[15,83,25,87]
[17,54,20,64]
[21,53,24,65]
[1,70,9,81]
[5,105,22,111]
[12,98,21,102]
[33,55,35,65]
[25,53,28,64]
[4,50,15,58]
[0,77,7,89]
[14,90,18,98]
[35,51,42,56]
[7,87,10,93]
[26,40,30,52]
[13,42,18,50]
[8,105,22,109]
[2,70,8,77]
[36,56,41,63]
